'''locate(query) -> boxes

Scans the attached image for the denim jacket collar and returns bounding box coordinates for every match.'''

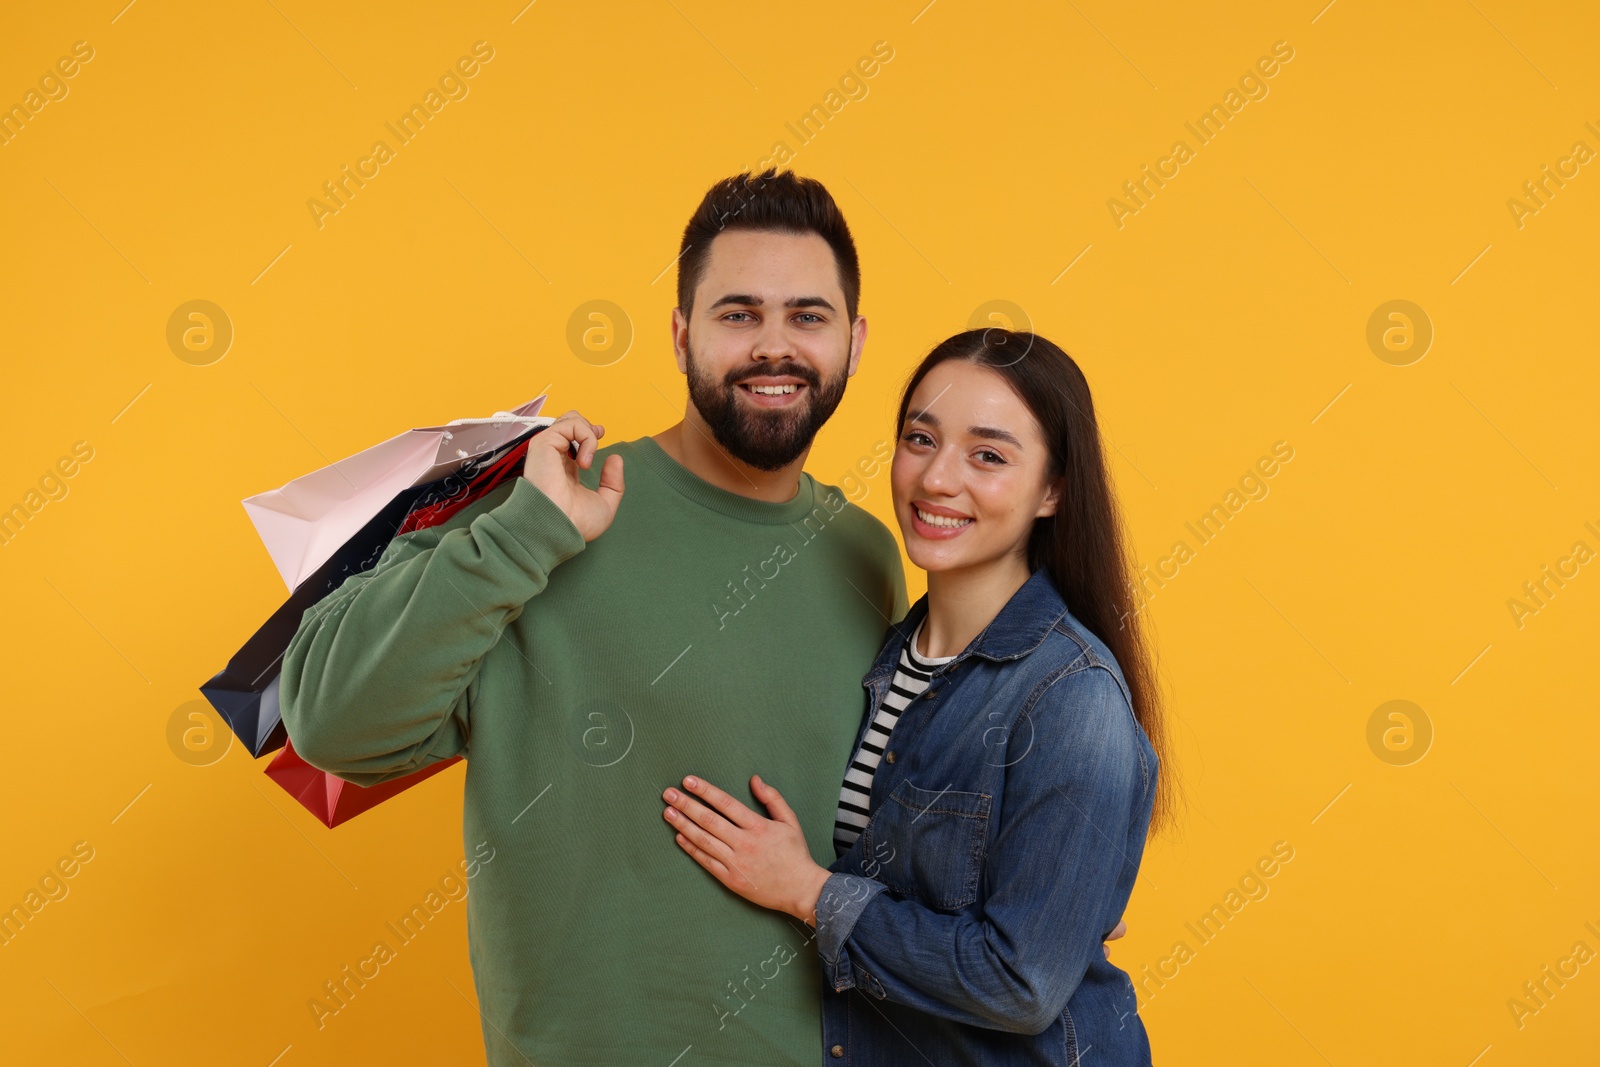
[866,566,1068,684]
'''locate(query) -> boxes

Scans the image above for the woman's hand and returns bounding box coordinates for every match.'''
[663,774,832,925]
[1105,918,1127,958]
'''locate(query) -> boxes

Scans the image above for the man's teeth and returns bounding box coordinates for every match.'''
[747,384,798,395]
[917,507,972,528]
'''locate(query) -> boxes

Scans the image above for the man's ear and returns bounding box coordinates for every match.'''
[670,307,689,374]
[1037,476,1064,519]
[847,315,867,377]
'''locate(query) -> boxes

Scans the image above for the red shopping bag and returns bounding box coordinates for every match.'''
[265,740,462,828]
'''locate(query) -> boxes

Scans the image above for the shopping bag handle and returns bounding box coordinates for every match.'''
[439,412,553,441]
[444,411,547,428]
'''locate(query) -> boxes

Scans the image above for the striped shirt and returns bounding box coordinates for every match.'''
[834,619,956,851]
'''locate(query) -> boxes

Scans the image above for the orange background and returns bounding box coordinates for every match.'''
[1,1,1596,1064]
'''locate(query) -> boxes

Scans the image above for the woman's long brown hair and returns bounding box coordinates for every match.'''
[895,329,1176,835]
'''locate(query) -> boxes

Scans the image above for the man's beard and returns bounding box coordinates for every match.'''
[684,344,849,472]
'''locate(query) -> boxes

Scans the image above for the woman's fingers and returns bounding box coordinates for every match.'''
[674,831,735,887]
[664,804,735,864]
[750,774,799,827]
[663,792,739,853]
[681,775,760,830]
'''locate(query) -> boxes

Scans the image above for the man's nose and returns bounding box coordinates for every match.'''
[751,318,796,360]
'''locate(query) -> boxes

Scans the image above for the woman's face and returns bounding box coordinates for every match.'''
[891,359,1061,576]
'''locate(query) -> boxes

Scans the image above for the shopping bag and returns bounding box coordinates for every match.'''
[202,413,552,758]
[263,737,461,828]
[243,394,548,592]
[259,418,554,826]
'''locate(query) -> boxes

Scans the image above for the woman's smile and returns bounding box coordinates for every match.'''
[911,501,975,538]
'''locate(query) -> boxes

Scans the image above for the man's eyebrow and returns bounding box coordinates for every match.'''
[906,408,1025,447]
[785,296,836,312]
[707,293,837,313]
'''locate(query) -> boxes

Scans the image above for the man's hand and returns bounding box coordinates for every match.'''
[520,410,625,542]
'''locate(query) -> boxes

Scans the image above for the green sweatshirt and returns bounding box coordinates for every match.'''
[280,434,907,1066]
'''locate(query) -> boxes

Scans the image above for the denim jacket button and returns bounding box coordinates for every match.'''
[884,751,896,764]
[830,1044,844,1058]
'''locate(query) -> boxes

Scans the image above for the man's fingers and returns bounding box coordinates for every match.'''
[596,454,625,511]
[547,412,603,467]
[1108,919,1128,941]
[556,409,601,434]
[682,775,760,830]
[544,418,591,461]
[577,421,605,467]
[580,422,605,467]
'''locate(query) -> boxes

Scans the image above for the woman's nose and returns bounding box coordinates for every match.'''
[921,448,961,494]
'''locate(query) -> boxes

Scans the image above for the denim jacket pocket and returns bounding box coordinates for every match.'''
[860,780,991,910]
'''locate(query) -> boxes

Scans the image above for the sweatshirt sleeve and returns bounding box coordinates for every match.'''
[278,476,587,787]
[874,518,909,623]
[887,547,909,623]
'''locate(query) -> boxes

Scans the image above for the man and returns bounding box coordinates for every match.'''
[281,169,908,1065]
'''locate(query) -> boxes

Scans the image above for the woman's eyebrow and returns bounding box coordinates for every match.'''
[970,426,1024,447]
[908,409,1024,447]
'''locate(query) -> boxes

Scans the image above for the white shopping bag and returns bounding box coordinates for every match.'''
[242,394,551,590]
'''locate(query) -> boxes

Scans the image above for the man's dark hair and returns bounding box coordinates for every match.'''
[676,169,861,323]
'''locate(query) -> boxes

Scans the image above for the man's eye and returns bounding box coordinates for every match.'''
[794,313,823,324]
[723,311,753,322]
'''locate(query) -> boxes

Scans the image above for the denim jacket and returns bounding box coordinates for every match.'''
[814,566,1158,1066]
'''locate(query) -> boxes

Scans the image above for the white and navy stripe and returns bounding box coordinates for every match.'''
[834,620,955,851]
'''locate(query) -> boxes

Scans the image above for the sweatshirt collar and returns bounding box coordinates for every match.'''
[631,435,823,525]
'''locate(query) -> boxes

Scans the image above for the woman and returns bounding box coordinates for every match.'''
[661,328,1173,1065]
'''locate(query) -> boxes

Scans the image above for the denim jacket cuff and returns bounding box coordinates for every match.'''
[814,872,887,989]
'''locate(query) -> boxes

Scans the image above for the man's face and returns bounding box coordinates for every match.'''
[672,229,865,472]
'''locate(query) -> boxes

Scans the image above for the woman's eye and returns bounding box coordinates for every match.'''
[904,431,933,447]
[977,449,1005,465]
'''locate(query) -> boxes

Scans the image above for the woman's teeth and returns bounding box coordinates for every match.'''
[747,384,798,395]
[916,507,972,528]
